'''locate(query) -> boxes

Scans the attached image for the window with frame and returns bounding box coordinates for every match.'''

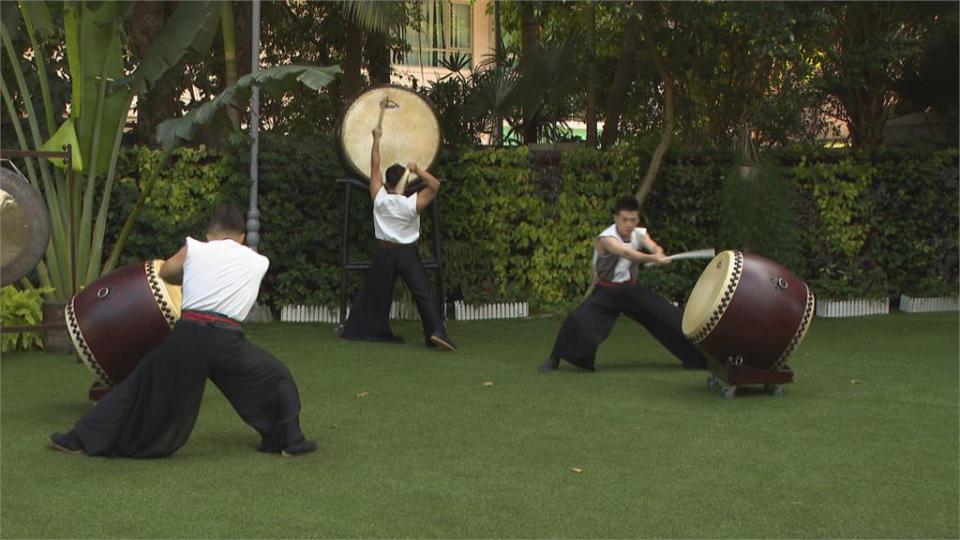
[402,0,472,68]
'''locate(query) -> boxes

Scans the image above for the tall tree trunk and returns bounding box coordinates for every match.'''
[232,0,253,121]
[635,1,675,207]
[128,1,178,146]
[492,0,502,146]
[365,31,391,85]
[601,5,642,149]
[343,19,363,100]
[519,2,540,144]
[585,2,598,148]
[221,1,240,130]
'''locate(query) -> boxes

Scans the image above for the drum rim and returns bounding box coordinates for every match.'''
[1,168,51,286]
[335,83,442,181]
[682,250,742,340]
[65,297,113,386]
[147,259,182,325]
[772,284,816,368]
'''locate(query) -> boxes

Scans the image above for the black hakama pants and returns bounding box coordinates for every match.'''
[340,243,445,343]
[72,319,309,458]
[549,282,708,371]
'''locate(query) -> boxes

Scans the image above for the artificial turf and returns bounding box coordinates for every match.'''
[1,312,957,538]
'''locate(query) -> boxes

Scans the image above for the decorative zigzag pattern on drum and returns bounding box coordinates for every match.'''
[773,284,816,369]
[146,260,177,328]
[691,251,743,343]
[65,298,113,386]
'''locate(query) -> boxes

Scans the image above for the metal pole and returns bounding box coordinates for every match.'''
[246,0,261,251]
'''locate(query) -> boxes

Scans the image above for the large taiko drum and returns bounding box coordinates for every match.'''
[337,85,441,180]
[65,260,182,386]
[682,250,815,370]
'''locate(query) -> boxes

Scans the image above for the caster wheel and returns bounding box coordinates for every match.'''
[771,386,785,397]
[721,387,736,400]
[707,376,718,389]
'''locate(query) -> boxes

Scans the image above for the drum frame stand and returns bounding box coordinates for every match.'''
[336,178,446,330]
[705,358,793,399]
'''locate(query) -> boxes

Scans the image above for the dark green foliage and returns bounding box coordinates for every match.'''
[106,145,248,267]
[105,139,958,310]
[718,162,802,273]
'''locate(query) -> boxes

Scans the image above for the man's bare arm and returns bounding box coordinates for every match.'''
[597,236,669,266]
[158,244,188,284]
[369,128,383,200]
[411,162,440,213]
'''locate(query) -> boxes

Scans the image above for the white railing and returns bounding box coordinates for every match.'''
[453,301,529,321]
[816,298,889,318]
[279,302,422,323]
[899,295,959,314]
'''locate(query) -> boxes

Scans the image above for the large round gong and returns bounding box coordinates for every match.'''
[338,85,441,180]
[1,167,51,286]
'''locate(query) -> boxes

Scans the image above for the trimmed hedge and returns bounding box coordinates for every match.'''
[108,140,958,312]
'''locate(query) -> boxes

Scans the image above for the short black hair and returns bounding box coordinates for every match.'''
[385,164,406,190]
[207,204,246,235]
[613,195,640,215]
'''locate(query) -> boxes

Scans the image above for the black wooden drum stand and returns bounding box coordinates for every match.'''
[705,359,794,399]
[336,178,446,329]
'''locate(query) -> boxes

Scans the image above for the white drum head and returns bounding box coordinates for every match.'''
[682,250,738,338]
[339,86,441,180]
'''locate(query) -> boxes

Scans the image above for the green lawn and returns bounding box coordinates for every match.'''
[2,312,958,538]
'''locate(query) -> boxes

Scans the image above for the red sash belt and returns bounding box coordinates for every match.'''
[595,279,638,288]
[181,310,243,328]
[378,240,411,249]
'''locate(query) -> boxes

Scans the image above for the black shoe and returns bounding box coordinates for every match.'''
[429,332,457,351]
[281,438,319,457]
[49,431,85,455]
[538,357,560,373]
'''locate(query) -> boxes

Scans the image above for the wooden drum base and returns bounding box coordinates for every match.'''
[89,382,112,402]
[706,360,793,399]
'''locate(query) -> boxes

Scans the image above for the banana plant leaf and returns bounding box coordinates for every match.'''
[156,64,342,150]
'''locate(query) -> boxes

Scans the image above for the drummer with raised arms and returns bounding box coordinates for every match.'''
[338,127,457,351]
[49,204,318,458]
[539,195,707,373]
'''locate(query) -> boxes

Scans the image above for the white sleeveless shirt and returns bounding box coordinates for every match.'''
[181,237,270,321]
[373,186,420,244]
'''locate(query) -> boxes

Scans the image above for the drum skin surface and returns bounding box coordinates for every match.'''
[338,85,441,180]
[65,260,181,386]
[682,251,815,369]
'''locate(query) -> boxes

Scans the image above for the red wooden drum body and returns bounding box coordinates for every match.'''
[682,250,815,370]
[65,260,182,386]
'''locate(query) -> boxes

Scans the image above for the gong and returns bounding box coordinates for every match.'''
[1,167,51,286]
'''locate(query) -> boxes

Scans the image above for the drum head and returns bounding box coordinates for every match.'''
[1,168,51,286]
[338,85,441,181]
[682,250,738,338]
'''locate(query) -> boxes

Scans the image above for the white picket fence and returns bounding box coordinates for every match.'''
[453,301,528,321]
[816,298,889,318]
[899,295,959,313]
[279,302,421,323]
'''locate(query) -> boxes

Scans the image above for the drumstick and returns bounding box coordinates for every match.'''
[644,248,716,267]
[376,97,399,130]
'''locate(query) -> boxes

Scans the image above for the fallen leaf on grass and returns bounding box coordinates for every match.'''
[850,379,863,385]
[571,468,584,474]
[483,381,494,387]
[356,391,370,398]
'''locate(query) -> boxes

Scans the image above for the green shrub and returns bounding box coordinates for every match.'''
[1,286,53,352]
